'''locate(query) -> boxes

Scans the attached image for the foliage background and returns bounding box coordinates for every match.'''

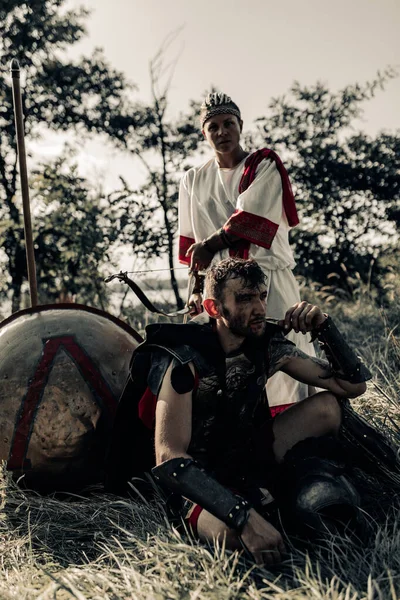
[1,1,399,318]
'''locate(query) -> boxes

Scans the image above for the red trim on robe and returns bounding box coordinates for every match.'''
[239,148,299,227]
[224,210,279,250]
[270,403,293,418]
[138,386,157,430]
[179,235,195,265]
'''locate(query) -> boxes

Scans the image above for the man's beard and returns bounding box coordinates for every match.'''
[222,307,266,338]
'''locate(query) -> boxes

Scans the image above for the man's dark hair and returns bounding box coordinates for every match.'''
[205,258,267,303]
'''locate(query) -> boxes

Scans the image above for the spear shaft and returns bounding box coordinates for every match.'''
[10,59,38,307]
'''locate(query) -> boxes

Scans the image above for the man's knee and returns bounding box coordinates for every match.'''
[272,392,343,462]
[311,392,341,433]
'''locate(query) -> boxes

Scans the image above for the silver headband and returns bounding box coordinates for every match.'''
[200,92,241,129]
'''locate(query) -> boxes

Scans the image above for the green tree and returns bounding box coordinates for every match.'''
[0,0,141,312]
[250,70,400,290]
[28,150,118,307]
[108,38,203,309]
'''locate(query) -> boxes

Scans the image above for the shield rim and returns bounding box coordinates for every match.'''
[0,303,144,343]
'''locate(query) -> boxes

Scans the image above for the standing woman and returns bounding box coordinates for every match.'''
[178,92,316,412]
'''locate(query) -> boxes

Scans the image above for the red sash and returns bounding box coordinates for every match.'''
[224,148,299,257]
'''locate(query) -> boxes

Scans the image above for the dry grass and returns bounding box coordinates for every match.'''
[0,298,399,599]
[0,469,399,600]
[1,468,399,600]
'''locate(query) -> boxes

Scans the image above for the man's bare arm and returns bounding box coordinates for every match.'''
[154,362,194,465]
[272,344,366,398]
[269,301,370,398]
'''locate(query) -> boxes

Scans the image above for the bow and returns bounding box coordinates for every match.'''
[104,271,191,318]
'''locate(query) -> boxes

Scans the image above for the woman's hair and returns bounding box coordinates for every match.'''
[205,258,267,303]
[200,92,241,129]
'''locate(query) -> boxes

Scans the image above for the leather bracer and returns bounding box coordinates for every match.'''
[152,458,251,532]
[315,316,372,383]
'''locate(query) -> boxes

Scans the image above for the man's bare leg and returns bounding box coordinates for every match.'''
[272,391,342,463]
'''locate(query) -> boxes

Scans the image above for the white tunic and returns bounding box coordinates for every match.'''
[179,156,316,409]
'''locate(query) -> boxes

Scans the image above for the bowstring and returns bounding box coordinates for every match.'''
[123,267,188,275]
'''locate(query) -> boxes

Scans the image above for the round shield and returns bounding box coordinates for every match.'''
[0,304,142,491]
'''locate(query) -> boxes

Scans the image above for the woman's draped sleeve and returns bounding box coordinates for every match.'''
[178,170,196,265]
[223,149,299,250]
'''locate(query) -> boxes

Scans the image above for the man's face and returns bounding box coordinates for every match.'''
[202,113,242,156]
[218,277,268,338]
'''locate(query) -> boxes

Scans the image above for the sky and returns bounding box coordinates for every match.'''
[65,0,399,129]
[32,0,400,191]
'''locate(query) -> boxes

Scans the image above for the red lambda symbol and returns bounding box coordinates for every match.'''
[8,335,118,471]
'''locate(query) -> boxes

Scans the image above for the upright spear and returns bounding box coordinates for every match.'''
[10,59,38,307]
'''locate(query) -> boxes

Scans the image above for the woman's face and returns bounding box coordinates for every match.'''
[202,113,243,156]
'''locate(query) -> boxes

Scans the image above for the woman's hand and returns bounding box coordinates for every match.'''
[186,241,214,271]
[187,292,203,317]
